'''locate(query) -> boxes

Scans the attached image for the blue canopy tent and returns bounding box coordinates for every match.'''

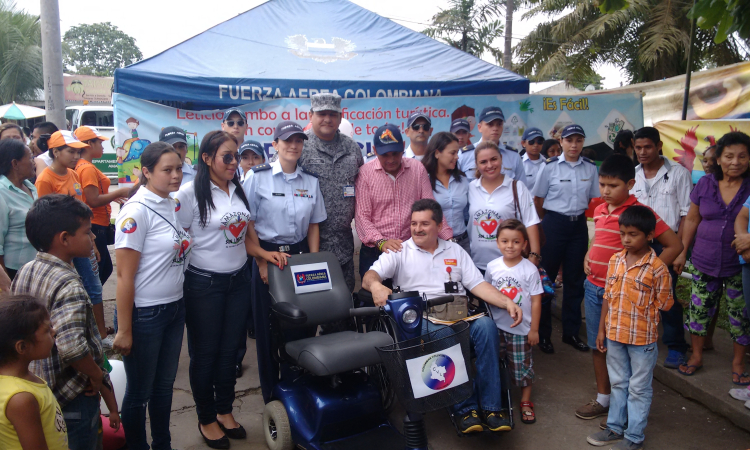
[114,0,528,110]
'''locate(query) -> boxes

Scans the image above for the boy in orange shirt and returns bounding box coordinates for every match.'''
[587,205,673,450]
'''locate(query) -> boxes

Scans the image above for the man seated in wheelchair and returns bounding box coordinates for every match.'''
[362,199,522,434]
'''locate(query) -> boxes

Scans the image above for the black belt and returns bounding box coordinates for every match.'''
[547,210,586,222]
[453,231,469,241]
[258,239,308,254]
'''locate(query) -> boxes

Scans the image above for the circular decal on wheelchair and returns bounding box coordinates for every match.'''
[296,273,306,284]
[421,353,455,390]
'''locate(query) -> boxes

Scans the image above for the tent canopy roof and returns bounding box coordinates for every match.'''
[114,0,528,109]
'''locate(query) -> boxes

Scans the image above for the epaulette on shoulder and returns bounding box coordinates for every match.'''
[582,157,596,165]
[503,144,519,153]
[545,156,559,163]
[251,164,271,172]
[460,144,475,153]
[366,151,376,158]
[301,166,319,178]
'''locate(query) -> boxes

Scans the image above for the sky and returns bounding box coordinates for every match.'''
[17,0,625,89]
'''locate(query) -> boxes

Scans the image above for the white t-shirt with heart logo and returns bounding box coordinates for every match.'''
[176,180,251,274]
[484,256,544,336]
[467,176,540,270]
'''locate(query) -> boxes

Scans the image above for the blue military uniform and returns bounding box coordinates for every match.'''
[243,159,327,402]
[531,153,600,345]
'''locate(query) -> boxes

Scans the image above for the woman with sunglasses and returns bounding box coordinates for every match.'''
[242,120,327,405]
[175,130,258,448]
[520,128,547,191]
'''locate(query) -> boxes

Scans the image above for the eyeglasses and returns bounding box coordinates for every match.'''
[222,153,240,164]
[528,138,545,145]
[225,120,246,127]
[411,123,431,131]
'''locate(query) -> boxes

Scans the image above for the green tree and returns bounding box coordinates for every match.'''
[515,0,747,84]
[0,0,42,104]
[423,0,505,63]
[63,22,142,77]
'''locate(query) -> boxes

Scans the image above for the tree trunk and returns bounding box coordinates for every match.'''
[504,0,514,70]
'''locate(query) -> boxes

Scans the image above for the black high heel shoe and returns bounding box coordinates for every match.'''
[199,423,230,449]
[219,421,247,439]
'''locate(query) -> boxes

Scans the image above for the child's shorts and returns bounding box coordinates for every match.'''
[498,330,534,387]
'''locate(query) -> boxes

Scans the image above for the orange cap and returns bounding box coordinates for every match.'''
[48,131,87,149]
[73,126,108,143]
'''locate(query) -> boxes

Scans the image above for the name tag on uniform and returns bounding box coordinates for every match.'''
[560,179,571,182]
[273,193,285,196]
[581,178,590,181]
[343,185,355,197]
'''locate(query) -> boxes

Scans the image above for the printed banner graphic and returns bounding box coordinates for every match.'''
[290,262,332,294]
[406,343,469,399]
[113,92,643,184]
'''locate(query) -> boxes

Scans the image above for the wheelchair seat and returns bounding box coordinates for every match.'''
[286,331,394,376]
[268,251,392,378]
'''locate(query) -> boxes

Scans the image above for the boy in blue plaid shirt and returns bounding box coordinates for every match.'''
[485,219,544,424]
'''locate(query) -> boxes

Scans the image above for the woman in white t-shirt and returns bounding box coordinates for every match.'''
[468,141,542,272]
[175,130,265,447]
[112,142,192,450]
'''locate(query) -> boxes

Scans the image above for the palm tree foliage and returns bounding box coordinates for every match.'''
[515,0,748,84]
[0,0,42,104]
[423,0,506,63]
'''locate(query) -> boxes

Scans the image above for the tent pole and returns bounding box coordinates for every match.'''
[681,1,696,120]
[40,0,67,129]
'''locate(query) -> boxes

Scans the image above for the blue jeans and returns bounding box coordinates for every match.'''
[91,224,113,286]
[423,316,502,415]
[73,256,103,305]
[539,212,588,338]
[584,279,606,349]
[606,339,658,444]
[61,392,101,450]
[121,299,185,450]
[359,245,380,279]
[651,240,688,353]
[184,264,251,424]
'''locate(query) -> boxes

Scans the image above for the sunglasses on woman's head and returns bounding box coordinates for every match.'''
[221,153,241,164]
[226,120,245,127]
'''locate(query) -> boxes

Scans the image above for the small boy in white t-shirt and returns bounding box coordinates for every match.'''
[484,219,543,425]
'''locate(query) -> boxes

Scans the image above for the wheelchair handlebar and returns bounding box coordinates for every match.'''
[350,307,381,317]
[426,295,454,308]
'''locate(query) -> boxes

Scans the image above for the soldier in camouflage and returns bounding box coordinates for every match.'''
[298,93,364,292]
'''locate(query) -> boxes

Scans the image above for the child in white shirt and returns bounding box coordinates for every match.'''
[485,219,543,425]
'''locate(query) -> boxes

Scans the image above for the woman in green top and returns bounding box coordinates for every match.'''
[0,139,37,280]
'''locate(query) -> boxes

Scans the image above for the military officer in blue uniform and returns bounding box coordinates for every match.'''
[520,127,546,190]
[243,120,327,403]
[531,124,600,354]
[458,106,525,180]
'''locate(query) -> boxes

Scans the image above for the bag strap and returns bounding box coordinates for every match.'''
[512,180,523,222]
[128,201,179,233]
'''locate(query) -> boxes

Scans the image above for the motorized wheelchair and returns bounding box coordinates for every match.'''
[263,251,470,449]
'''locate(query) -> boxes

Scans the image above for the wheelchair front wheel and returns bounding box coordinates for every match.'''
[264,400,294,450]
[365,314,397,412]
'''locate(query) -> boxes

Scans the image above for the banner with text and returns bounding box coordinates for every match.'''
[113,92,643,184]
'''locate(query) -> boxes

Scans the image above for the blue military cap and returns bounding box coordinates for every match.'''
[478,106,505,124]
[561,124,586,138]
[450,119,470,133]
[522,127,544,141]
[239,140,264,157]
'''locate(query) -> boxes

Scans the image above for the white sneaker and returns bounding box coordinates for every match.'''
[729,388,750,401]
[101,335,114,350]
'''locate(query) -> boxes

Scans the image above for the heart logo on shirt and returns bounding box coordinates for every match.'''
[480,219,498,235]
[500,286,519,300]
[228,221,247,238]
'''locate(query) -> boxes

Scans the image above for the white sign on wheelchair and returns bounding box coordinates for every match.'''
[405,343,469,399]
[291,262,332,294]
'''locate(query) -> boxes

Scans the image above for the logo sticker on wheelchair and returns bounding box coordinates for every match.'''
[421,354,456,390]
[291,262,333,294]
[406,343,469,399]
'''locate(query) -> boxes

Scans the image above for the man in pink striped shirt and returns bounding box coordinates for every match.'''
[355,123,453,278]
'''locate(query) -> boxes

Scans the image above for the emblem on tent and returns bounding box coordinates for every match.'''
[285,35,357,63]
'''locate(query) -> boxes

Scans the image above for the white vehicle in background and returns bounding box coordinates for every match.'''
[66,105,117,178]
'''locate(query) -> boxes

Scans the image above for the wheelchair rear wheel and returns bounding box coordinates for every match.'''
[365,314,397,412]
[264,400,294,450]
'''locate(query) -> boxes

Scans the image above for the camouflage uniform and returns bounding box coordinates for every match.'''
[299,129,364,292]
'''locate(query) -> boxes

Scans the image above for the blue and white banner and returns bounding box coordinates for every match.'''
[113,92,643,183]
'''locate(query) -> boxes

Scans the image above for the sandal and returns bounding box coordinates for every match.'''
[732,372,750,386]
[520,401,536,424]
[678,364,703,376]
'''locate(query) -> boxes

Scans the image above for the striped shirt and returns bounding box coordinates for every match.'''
[355,157,452,247]
[11,252,109,407]
[631,157,692,232]
[587,195,670,287]
[604,248,673,345]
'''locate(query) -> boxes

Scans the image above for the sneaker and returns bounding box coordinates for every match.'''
[610,438,643,450]
[456,410,483,434]
[576,400,609,419]
[663,350,686,369]
[484,409,511,432]
[586,429,623,446]
[729,388,750,401]
[101,335,114,350]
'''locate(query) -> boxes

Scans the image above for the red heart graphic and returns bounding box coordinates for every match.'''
[480,219,498,235]
[500,286,519,300]
[179,239,189,258]
[228,221,246,238]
